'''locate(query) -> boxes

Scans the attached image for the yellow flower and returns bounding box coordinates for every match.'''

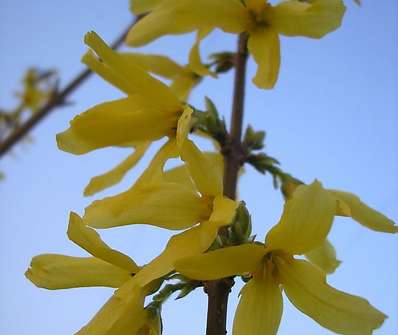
[119,52,204,101]
[281,177,398,273]
[25,212,139,289]
[56,32,193,155]
[83,138,234,231]
[175,181,389,335]
[127,0,346,89]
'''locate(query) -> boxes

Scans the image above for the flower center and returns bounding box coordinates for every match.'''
[248,3,273,31]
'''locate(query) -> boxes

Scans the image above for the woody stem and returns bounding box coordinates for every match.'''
[205,32,249,335]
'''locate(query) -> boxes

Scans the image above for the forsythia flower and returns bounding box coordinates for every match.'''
[176,181,395,335]
[57,32,193,155]
[83,138,233,231]
[26,212,139,289]
[127,0,346,88]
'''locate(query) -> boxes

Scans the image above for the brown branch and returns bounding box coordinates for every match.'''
[205,33,249,335]
[0,16,142,158]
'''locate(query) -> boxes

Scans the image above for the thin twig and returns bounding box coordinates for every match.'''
[205,33,249,335]
[0,17,141,158]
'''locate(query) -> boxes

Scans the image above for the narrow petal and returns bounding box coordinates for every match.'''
[67,213,139,272]
[233,271,283,335]
[189,28,215,77]
[135,139,179,187]
[25,254,131,289]
[84,182,211,230]
[77,284,148,335]
[180,139,223,197]
[170,71,200,101]
[130,0,162,14]
[120,52,185,79]
[248,28,281,89]
[265,180,336,255]
[85,32,180,111]
[199,196,239,249]
[277,257,387,335]
[82,50,132,95]
[331,190,398,233]
[163,164,196,190]
[305,239,341,274]
[120,225,214,290]
[271,0,346,39]
[84,142,150,196]
[176,106,193,148]
[175,243,266,281]
[57,97,175,154]
[126,0,249,47]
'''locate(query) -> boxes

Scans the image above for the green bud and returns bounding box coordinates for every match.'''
[230,202,252,244]
[243,125,266,151]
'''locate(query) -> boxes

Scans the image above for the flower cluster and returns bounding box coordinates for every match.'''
[26,1,396,335]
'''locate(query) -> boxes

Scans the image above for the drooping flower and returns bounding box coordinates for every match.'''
[176,181,391,335]
[83,138,235,232]
[127,0,346,89]
[57,32,194,155]
[26,212,139,289]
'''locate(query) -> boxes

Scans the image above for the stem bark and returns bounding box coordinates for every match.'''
[205,32,249,335]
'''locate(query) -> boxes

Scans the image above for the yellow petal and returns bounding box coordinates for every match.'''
[271,0,346,39]
[77,283,148,335]
[67,212,139,272]
[175,243,266,281]
[25,254,131,289]
[248,28,280,89]
[265,180,336,255]
[276,257,387,335]
[130,0,162,15]
[126,0,249,47]
[120,225,213,291]
[199,196,239,249]
[84,182,211,230]
[135,139,179,187]
[85,32,180,111]
[119,52,185,79]
[82,50,132,95]
[170,71,200,101]
[180,139,223,197]
[163,164,196,190]
[189,28,215,77]
[84,142,150,196]
[176,106,193,148]
[331,190,398,233]
[57,97,176,154]
[305,239,341,274]
[232,272,283,335]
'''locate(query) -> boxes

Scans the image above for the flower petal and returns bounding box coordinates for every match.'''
[126,0,248,47]
[305,239,341,274]
[84,142,150,196]
[232,272,283,335]
[271,0,346,39]
[189,28,215,77]
[170,71,201,101]
[277,257,387,335]
[175,243,266,281]
[77,284,148,335]
[180,139,223,197]
[120,52,185,79]
[248,28,280,89]
[84,182,211,230]
[25,254,131,289]
[84,32,180,111]
[331,190,398,233]
[120,225,213,290]
[57,97,175,154]
[130,0,162,14]
[176,106,194,148]
[67,212,139,272]
[265,180,336,255]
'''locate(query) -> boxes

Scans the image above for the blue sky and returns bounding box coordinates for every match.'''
[0,1,397,334]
